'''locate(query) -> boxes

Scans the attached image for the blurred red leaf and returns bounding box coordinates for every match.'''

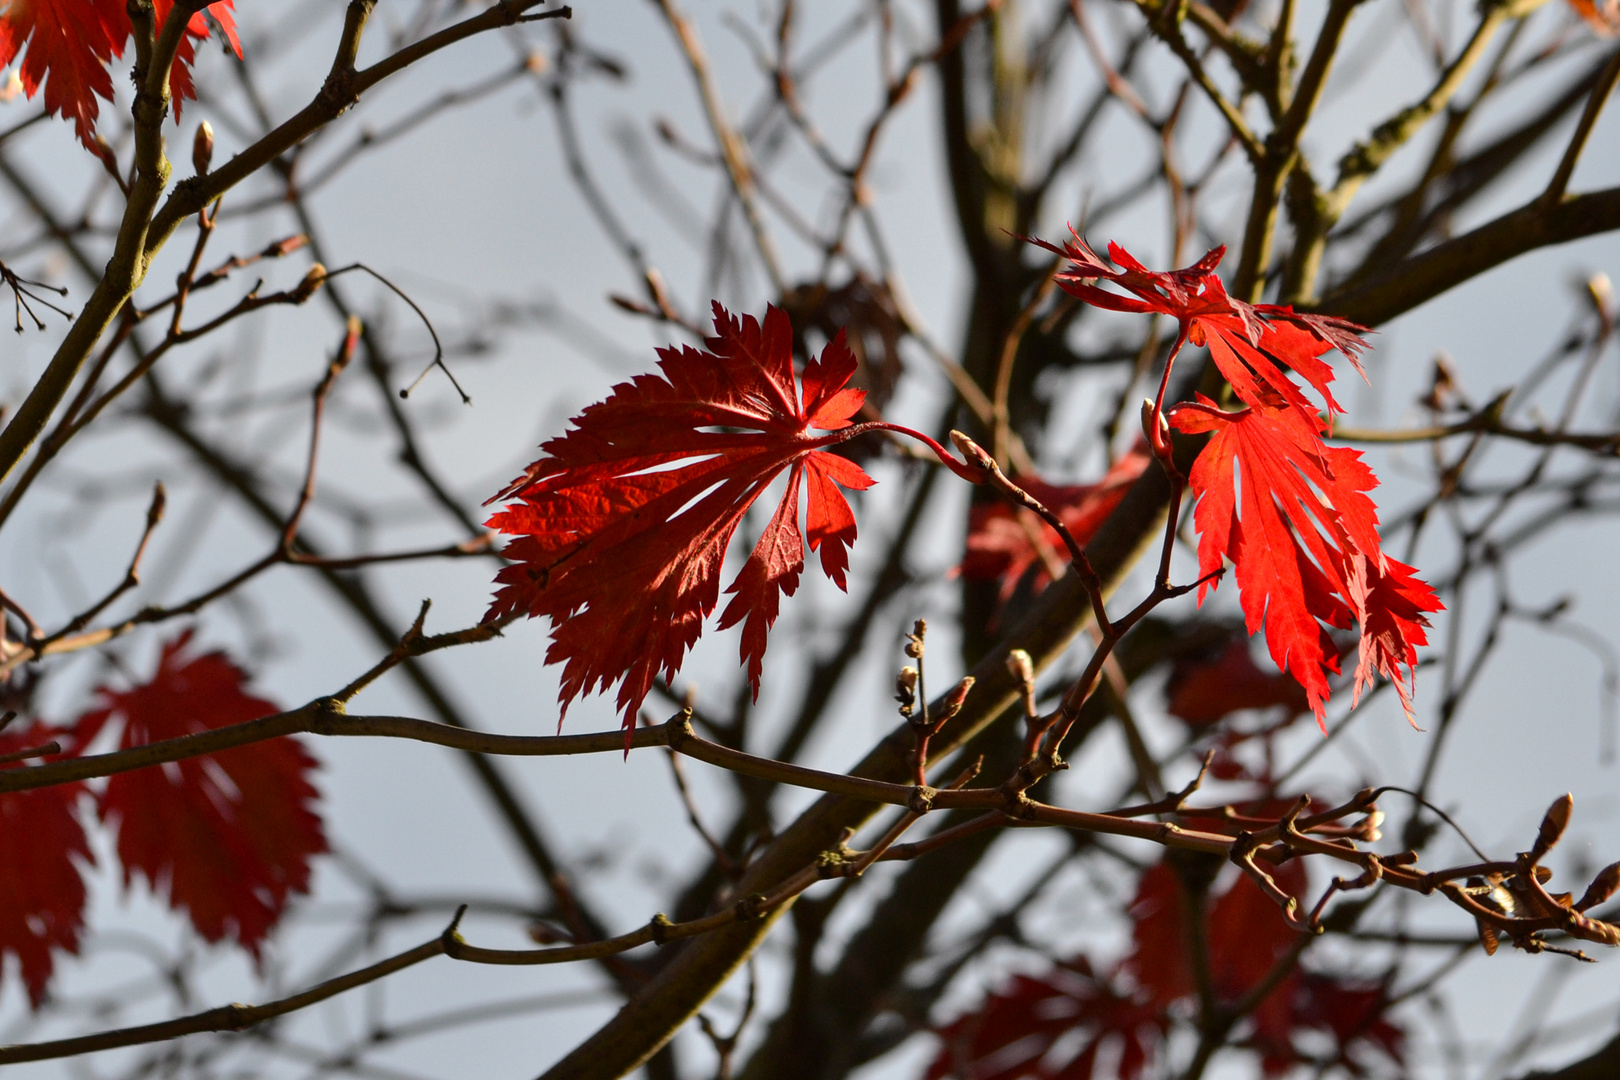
[930,854,1405,1079]
[1568,0,1620,33]
[1293,973,1406,1075]
[958,445,1150,614]
[0,719,91,1007]
[0,0,237,149]
[926,960,1164,1080]
[1126,859,1307,1057]
[80,632,325,958]
[1165,638,1308,726]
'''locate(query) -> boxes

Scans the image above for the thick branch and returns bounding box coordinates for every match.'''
[1321,186,1620,326]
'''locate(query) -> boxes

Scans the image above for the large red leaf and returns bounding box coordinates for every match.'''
[1127,859,1308,1007]
[1031,233,1370,411]
[1032,235,1441,730]
[0,0,237,149]
[82,632,325,959]
[0,0,124,148]
[485,303,882,731]
[1170,398,1441,727]
[0,719,91,1007]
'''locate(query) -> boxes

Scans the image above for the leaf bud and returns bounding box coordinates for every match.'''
[293,263,327,303]
[1005,648,1034,685]
[192,120,214,176]
[527,921,567,945]
[1587,272,1613,318]
[948,429,995,475]
[904,617,926,658]
[1532,793,1573,860]
[1576,860,1620,913]
[936,675,976,721]
[895,666,918,713]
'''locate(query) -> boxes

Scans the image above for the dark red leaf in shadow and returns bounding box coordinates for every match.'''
[83,632,325,959]
[1165,638,1308,726]
[0,719,91,1007]
[926,959,1164,1080]
[958,446,1150,617]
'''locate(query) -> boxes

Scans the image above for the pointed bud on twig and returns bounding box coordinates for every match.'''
[905,618,926,658]
[293,263,327,303]
[1576,861,1620,912]
[270,235,310,258]
[192,120,214,176]
[948,430,995,475]
[935,675,976,723]
[91,134,125,192]
[1586,272,1612,318]
[333,315,362,377]
[1532,793,1574,861]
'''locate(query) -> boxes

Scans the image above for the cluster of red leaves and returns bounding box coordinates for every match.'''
[0,632,325,1006]
[1036,235,1442,729]
[927,860,1404,1079]
[0,0,239,149]
[486,302,974,733]
[958,445,1150,616]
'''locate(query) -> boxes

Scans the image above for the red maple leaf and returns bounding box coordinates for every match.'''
[1292,973,1406,1075]
[0,718,92,1008]
[486,302,971,734]
[78,632,325,958]
[925,958,1165,1080]
[1170,397,1441,727]
[958,444,1150,613]
[0,0,238,149]
[1029,233,1370,422]
[929,855,1405,1079]
[0,0,125,148]
[1127,859,1309,1009]
[155,0,242,120]
[1127,858,1310,1076]
[1031,234,1441,730]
